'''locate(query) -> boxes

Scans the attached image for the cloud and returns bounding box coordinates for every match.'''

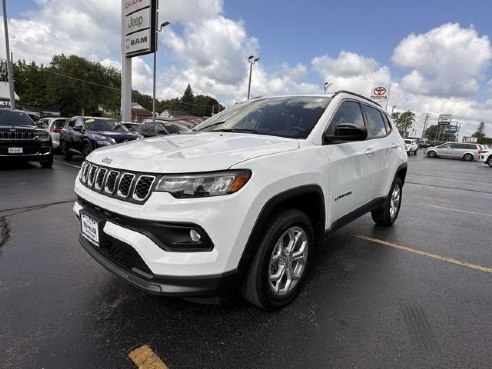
[392,23,492,97]
[312,51,391,96]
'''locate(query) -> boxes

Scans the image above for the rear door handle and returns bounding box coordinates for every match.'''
[365,147,376,155]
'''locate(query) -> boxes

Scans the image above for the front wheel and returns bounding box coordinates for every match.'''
[82,141,93,159]
[427,151,437,158]
[40,154,53,168]
[241,209,314,310]
[371,177,403,226]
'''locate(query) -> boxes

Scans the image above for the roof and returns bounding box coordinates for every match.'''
[0,82,20,100]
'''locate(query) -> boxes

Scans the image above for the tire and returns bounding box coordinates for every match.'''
[82,141,93,159]
[427,151,437,158]
[61,141,72,161]
[463,153,473,161]
[241,209,314,310]
[414,150,418,155]
[487,157,492,168]
[40,154,53,168]
[371,177,403,226]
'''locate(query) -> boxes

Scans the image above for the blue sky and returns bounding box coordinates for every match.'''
[2,0,492,137]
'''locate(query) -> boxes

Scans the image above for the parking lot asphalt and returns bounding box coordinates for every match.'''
[0,154,491,369]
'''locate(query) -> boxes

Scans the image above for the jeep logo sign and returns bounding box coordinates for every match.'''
[370,86,388,100]
[122,0,156,57]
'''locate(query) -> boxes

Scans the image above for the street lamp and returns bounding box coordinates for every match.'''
[324,82,332,93]
[391,105,397,114]
[152,21,170,123]
[247,55,260,100]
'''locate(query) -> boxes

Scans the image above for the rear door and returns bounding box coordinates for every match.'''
[361,104,394,199]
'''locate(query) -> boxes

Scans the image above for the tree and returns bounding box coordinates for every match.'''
[472,122,486,142]
[424,124,457,142]
[180,84,195,113]
[391,110,415,137]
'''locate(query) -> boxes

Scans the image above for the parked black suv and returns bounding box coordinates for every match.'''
[0,109,53,168]
[60,116,140,160]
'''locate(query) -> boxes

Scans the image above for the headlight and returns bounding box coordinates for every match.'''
[88,133,116,145]
[35,130,50,139]
[155,170,251,198]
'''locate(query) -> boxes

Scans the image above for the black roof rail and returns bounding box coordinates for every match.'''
[332,90,382,107]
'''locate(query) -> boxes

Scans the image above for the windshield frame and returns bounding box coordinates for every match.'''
[194,96,332,140]
[0,110,36,127]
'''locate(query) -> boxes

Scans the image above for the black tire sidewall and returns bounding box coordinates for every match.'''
[82,142,92,158]
[255,210,314,309]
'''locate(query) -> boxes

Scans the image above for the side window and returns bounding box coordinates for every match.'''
[67,118,76,128]
[362,105,387,138]
[75,118,84,128]
[450,143,461,149]
[382,112,392,132]
[326,101,364,135]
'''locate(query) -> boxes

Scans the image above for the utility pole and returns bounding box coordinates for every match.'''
[421,113,430,139]
[2,0,15,109]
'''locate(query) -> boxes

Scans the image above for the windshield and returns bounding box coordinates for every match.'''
[84,118,119,132]
[195,96,331,139]
[0,110,35,126]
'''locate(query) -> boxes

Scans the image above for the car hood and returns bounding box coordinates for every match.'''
[86,132,299,173]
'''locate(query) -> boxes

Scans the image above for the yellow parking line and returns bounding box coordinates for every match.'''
[418,203,492,217]
[358,235,492,274]
[54,159,81,169]
[129,345,169,369]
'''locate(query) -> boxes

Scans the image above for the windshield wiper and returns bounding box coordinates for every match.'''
[211,128,257,134]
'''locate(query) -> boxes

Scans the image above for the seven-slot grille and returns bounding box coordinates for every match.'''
[80,161,156,203]
[0,130,36,141]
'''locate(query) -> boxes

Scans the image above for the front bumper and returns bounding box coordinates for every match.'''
[78,233,241,297]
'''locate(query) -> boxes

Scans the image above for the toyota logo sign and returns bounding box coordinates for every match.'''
[371,86,388,100]
[373,87,386,95]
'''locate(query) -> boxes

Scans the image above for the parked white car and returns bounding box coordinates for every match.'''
[43,117,67,150]
[478,148,492,167]
[73,91,408,310]
[404,139,418,155]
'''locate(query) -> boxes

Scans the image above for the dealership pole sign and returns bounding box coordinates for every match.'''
[370,86,389,103]
[438,114,452,126]
[123,0,157,57]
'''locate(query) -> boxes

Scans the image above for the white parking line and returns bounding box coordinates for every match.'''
[418,203,492,218]
[54,159,81,169]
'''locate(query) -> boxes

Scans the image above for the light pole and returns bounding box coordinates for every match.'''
[2,0,15,109]
[247,55,260,100]
[152,21,170,123]
[324,82,332,93]
[391,105,397,114]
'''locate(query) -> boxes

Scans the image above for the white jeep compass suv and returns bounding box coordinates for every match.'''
[73,91,408,310]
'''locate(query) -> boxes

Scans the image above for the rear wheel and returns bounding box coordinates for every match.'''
[463,153,473,161]
[427,151,437,158]
[60,141,72,161]
[241,209,314,310]
[371,177,402,226]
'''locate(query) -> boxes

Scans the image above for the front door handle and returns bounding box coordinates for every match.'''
[365,147,376,156]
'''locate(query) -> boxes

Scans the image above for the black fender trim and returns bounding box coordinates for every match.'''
[236,185,325,273]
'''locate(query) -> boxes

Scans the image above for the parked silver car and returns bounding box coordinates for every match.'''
[425,142,486,161]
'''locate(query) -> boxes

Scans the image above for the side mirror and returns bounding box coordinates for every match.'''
[323,123,367,144]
